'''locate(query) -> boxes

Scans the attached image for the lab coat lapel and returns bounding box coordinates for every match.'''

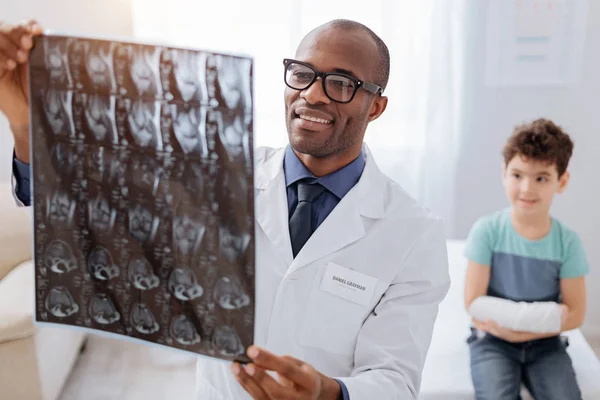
[287,144,386,275]
[255,148,294,267]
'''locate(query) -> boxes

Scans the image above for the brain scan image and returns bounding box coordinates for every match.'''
[127,257,160,291]
[44,39,71,86]
[128,203,158,243]
[87,193,116,232]
[172,105,205,155]
[84,94,117,143]
[168,267,203,301]
[89,293,120,324]
[130,303,160,334]
[172,50,203,103]
[219,114,248,163]
[43,89,74,137]
[46,191,76,226]
[181,160,204,195]
[170,314,201,345]
[84,42,115,91]
[50,142,78,176]
[211,325,244,357]
[213,277,250,310]
[172,214,205,256]
[127,100,162,150]
[44,240,77,274]
[216,56,252,112]
[88,246,120,281]
[129,46,161,97]
[45,286,79,318]
[130,156,161,193]
[219,225,250,264]
[87,146,110,183]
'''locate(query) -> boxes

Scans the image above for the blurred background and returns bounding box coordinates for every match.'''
[0,0,598,398]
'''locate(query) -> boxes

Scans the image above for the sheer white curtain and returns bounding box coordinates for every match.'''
[131,0,465,235]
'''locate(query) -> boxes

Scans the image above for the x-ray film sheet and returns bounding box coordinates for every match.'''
[28,34,255,363]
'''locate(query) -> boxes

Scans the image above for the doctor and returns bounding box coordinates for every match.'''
[0,19,449,400]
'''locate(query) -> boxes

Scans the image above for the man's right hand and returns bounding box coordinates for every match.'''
[0,20,43,164]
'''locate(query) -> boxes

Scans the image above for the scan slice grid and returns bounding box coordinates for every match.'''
[28,35,255,362]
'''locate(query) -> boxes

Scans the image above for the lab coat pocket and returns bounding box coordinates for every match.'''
[298,262,378,356]
[298,288,368,356]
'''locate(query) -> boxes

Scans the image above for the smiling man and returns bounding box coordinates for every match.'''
[0,19,449,400]
[195,19,450,400]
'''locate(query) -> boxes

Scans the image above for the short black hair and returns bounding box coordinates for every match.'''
[322,19,390,91]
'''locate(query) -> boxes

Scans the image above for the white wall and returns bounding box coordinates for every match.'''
[454,0,600,337]
[3,0,597,336]
[0,0,133,181]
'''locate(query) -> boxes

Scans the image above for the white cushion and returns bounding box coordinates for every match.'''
[0,261,34,344]
[0,183,32,280]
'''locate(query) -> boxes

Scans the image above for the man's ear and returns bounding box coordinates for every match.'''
[368,96,388,122]
[557,170,570,193]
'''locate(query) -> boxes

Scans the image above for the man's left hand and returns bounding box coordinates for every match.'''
[232,346,341,400]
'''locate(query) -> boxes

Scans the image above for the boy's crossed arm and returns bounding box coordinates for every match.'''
[464,260,586,343]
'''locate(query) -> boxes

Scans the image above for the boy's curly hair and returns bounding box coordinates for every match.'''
[502,118,574,177]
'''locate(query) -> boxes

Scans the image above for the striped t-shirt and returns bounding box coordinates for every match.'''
[464,208,589,302]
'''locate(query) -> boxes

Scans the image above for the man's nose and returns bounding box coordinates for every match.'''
[300,77,331,105]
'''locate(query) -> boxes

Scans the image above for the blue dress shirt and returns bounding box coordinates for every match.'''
[283,145,364,400]
[284,145,365,229]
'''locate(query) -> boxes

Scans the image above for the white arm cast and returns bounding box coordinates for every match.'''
[468,296,564,333]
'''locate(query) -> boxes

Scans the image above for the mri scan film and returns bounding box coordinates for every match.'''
[29,34,254,362]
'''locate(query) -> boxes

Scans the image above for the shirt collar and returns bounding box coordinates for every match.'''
[283,145,365,199]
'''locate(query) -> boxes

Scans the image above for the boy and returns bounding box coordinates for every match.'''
[463,118,589,400]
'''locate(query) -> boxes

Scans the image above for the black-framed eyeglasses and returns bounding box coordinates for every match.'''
[283,58,383,104]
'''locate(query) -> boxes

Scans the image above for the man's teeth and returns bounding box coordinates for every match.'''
[298,115,332,124]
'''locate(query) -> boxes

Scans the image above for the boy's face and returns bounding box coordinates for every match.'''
[502,154,569,217]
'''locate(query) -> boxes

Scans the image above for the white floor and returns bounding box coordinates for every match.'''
[59,335,600,400]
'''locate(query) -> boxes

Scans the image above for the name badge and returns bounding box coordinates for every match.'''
[320,262,378,306]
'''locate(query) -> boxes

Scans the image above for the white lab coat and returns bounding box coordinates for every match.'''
[11,144,449,399]
[194,145,450,400]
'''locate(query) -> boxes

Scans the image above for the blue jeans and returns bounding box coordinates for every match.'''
[467,329,582,400]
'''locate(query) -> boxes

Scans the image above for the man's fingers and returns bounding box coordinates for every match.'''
[281,355,305,367]
[9,26,33,48]
[245,363,295,399]
[247,346,315,390]
[277,356,303,388]
[276,374,295,389]
[0,51,16,71]
[0,34,21,65]
[0,22,41,65]
[25,20,43,34]
[22,20,43,52]
[232,363,269,400]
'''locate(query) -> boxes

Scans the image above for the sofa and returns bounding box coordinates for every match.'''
[0,182,86,400]
[420,240,600,399]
